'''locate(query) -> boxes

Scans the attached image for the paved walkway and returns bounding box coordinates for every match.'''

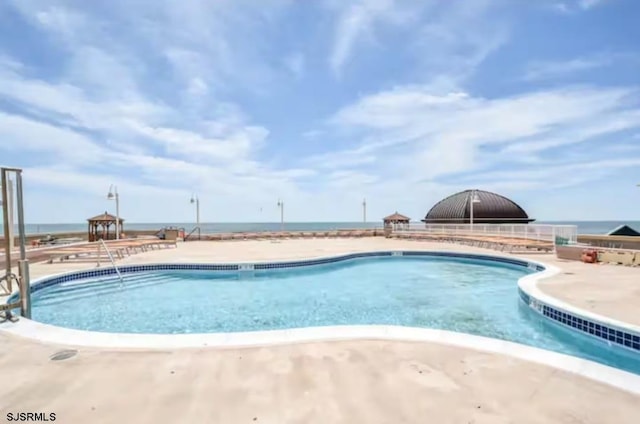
[1,238,639,423]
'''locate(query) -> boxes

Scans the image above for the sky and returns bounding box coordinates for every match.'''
[0,0,639,224]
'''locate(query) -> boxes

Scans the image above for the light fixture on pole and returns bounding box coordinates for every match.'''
[469,189,481,232]
[190,194,200,228]
[362,198,367,223]
[277,199,284,231]
[107,184,120,240]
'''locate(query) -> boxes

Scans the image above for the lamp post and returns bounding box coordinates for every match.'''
[469,189,481,233]
[277,199,284,231]
[190,194,200,228]
[362,198,367,223]
[107,185,120,240]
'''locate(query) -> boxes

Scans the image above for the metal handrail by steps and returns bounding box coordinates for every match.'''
[0,273,21,319]
[184,226,201,241]
[99,239,124,285]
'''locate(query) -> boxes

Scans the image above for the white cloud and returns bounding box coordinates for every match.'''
[333,85,635,141]
[502,110,640,154]
[328,0,421,75]
[0,50,274,166]
[0,57,307,220]
[28,4,92,42]
[186,78,209,97]
[9,0,284,97]
[0,112,105,163]
[0,109,303,205]
[411,0,508,84]
[551,0,609,14]
[330,0,386,74]
[605,143,640,153]
[284,52,305,79]
[302,129,323,139]
[523,53,639,81]
[524,57,608,81]
[327,0,507,83]
[0,0,328,222]
[551,3,572,13]
[455,158,640,187]
[127,122,269,163]
[0,60,168,131]
[579,0,607,9]
[326,170,378,187]
[321,84,640,188]
[303,147,377,170]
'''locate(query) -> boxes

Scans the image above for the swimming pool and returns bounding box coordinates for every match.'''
[22,253,640,374]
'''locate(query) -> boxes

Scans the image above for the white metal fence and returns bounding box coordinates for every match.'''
[391,223,578,245]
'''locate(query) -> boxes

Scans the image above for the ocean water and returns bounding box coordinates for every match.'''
[29,256,640,374]
[6,222,383,236]
[3,220,640,236]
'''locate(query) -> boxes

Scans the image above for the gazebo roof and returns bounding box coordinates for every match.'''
[87,211,124,222]
[607,224,640,237]
[383,211,410,222]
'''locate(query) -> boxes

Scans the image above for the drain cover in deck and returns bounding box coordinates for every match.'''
[50,349,78,361]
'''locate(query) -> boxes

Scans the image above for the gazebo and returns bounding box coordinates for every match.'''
[87,211,124,242]
[383,212,411,230]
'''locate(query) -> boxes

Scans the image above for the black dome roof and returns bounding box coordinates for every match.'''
[422,189,534,224]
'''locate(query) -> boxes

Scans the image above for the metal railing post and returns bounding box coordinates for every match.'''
[1,169,12,294]
[15,171,31,318]
[18,260,31,318]
[15,172,26,261]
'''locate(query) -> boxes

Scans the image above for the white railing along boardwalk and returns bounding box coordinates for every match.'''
[391,223,578,245]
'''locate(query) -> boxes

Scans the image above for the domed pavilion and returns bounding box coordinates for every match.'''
[421,189,534,224]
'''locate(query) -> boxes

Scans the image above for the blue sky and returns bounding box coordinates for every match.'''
[0,0,639,223]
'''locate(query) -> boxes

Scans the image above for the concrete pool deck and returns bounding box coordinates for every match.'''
[1,238,639,422]
[1,334,639,424]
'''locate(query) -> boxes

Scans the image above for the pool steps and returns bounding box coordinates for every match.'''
[32,274,181,307]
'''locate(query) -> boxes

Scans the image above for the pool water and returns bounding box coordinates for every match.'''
[31,256,640,374]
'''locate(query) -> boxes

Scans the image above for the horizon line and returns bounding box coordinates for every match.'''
[9,219,640,225]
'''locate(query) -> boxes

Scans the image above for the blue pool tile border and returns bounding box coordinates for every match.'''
[520,287,640,353]
[6,250,639,355]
